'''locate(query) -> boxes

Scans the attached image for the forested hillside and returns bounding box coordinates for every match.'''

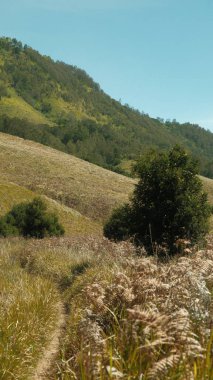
[0,37,213,177]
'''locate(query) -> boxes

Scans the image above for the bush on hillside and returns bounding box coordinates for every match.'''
[104,146,212,254]
[0,198,64,238]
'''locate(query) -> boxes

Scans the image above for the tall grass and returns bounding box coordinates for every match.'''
[47,237,213,380]
[0,241,60,379]
[1,235,213,379]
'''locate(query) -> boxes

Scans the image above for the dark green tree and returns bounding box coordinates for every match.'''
[0,198,64,238]
[23,198,64,238]
[104,146,212,254]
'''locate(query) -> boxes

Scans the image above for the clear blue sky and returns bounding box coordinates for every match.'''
[1,0,213,131]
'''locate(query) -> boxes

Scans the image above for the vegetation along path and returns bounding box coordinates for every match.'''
[31,301,66,380]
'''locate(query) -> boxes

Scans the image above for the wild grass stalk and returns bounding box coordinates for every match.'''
[0,241,59,379]
[1,235,213,379]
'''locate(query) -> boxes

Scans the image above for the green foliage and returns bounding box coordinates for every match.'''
[166,121,213,178]
[0,80,8,99]
[0,218,19,237]
[104,146,212,254]
[0,198,64,238]
[0,116,65,151]
[0,37,213,177]
[104,204,133,241]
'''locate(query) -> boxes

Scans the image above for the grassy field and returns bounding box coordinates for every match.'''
[0,132,213,223]
[1,235,212,379]
[0,132,135,221]
[0,240,60,379]
[0,133,213,379]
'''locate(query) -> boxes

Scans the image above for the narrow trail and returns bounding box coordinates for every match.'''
[31,301,66,380]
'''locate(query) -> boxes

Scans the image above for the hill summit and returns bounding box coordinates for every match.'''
[0,37,213,177]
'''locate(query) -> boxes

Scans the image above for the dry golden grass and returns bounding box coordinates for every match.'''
[7,235,212,379]
[47,237,213,380]
[0,240,60,379]
[0,132,212,225]
[0,133,213,379]
[0,132,135,221]
[0,229,212,379]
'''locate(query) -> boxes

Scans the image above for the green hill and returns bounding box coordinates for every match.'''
[0,38,213,380]
[0,37,213,177]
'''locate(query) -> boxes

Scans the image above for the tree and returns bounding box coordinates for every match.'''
[104,146,212,254]
[0,198,64,238]
[23,198,64,238]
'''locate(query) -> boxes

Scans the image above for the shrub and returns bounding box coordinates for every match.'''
[104,204,133,241]
[0,198,64,238]
[0,218,19,237]
[104,146,212,254]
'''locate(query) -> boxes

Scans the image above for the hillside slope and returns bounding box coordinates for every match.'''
[0,136,212,379]
[0,132,212,226]
[0,37,213,178]
[0,132,134,221]
[0,181,100,236]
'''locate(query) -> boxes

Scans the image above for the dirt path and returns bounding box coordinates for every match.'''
[31,301,66,380]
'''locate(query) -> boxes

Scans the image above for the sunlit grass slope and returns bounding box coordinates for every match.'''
[0,132,212,224]
[0,182,99,236]
[0,92,52,125]
[0,132,135,221]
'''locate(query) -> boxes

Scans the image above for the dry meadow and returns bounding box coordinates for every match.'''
[0,133,212,379]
